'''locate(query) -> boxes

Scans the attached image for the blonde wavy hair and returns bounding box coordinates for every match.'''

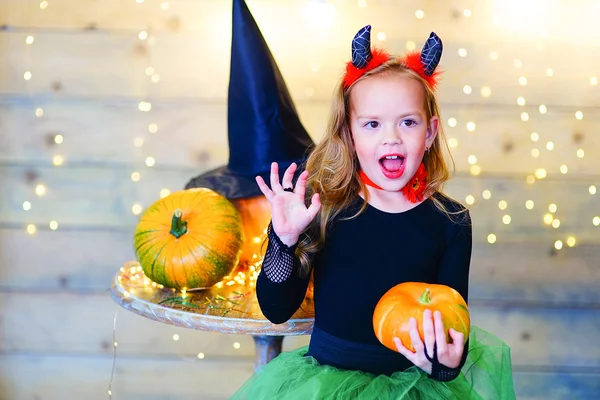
[295,58,466,276]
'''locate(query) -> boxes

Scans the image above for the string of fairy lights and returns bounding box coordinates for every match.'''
[6,0,599,397]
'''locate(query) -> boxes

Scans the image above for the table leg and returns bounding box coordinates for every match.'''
[252,335,284,372]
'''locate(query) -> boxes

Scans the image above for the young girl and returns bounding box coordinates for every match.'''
[231,26,515,400]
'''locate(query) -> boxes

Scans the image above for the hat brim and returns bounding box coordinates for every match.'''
[184,159,308,199]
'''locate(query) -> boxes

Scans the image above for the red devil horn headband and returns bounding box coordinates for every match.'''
[344,26,443,90]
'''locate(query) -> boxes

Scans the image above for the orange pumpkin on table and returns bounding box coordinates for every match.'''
[373,282,470,353]
[133,188,244,290]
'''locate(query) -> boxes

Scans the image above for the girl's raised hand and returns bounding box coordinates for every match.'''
[255,162,321,247]
[393,309,465,374]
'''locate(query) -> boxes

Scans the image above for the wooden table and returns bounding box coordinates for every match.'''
[110,262,315,371]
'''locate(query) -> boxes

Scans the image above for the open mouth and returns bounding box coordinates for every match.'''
[379,155,406,179]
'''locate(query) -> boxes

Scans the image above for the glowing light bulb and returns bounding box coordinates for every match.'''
[567,237,576,247]
[138,102,152,112]
[145,67,155,76]
[525,200,534,210]
[468,155,477,165]
[552,219,560,228]
[35,184,46,196]
[49,220,58,230]
[27,224,37,234]
[539,105,547,114]
[577,149,585,158]
[458,48,467,57]
[138,31,148,40]
[526,175,535,185]
[148,123,158,133]
[466,122,476,132]
[464,9,472,17]
[593,216,600,226]
[132,203,143,215]
[517,97,526,106]
[546,141,554,151]
[480,86,491,97]
[463,85,472,94]
[54,134,63,144]
[560,165,568,174]
[531,149,540,158]
[498,200,507,210]
[591,77,598,86]
[487,234,497,244]
[489,51,499,60]
[534,168,547,179]
[470,165,481,176]
[549,203,557,213]
[521,112,529,122]
[589,185,597,195]
[134,138,144,148]
[377,32,386,41]
[52,155,64,166]
[575,111,583,120]
[173,334,180,341]
[465,195,475,205]
[502,215,511,224]
[160,188,171,198]
[233,342,241,349]
[415,9,425,19]
[145,157,156,167]
[23,201,32,211]
[482,190,491,200]
[26,36,34,44]
[447,118,457,127]
[554,240,563,250]
[131,172,141,182]
[36,108,44,117]
[519,77,527,86]
[197,352,205,359]
[406,41,416,50]
[448,138,458,148]
[543,214,553,225]
[24,71,32,80]
[546,68,554,77]
[40,1,48,9]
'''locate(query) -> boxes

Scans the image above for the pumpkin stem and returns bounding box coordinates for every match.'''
[418,288,432,304]
[170,209,188,239]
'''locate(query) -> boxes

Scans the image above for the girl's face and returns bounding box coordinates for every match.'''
[349,73,438,193]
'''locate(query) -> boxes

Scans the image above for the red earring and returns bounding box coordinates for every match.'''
[401,163,428,203]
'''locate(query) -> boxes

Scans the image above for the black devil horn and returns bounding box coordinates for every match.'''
[420,32,443,76]
[352,25,372,68]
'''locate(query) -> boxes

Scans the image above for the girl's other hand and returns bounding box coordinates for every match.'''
[255,162,321,247]
[393,310,465,374]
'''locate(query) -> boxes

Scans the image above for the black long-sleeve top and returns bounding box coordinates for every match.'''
[257,192,472,381]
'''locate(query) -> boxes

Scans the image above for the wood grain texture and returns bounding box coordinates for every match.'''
[1,162,598,237]
[1,291,598,368]
[1,100,598,174]
[1,353,598,400]
[1,226,599,303]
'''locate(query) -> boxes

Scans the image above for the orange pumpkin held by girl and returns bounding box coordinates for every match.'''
[373,282,470,353]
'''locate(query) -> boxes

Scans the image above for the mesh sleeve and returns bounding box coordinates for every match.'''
[261,222,298,283]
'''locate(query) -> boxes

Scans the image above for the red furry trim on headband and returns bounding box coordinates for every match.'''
[402,51,442,90]
[343,48,391,88]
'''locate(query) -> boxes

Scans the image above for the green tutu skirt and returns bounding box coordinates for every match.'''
[231,326,516,400]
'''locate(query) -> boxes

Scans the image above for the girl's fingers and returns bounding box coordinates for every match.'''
[255,176,274,202]
[448,328,465,357]
[306,193,321,220]
[281,163,297,190]
[433,311,448,356]
[294,170,309,200]
[270,162,283,193]
[422,309,435,359]
[393,337,416,362]
[409,317,425,354]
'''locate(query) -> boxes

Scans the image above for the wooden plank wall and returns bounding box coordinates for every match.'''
[1,1,599,399]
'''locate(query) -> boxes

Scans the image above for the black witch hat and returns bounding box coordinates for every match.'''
[185,0,315,198]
